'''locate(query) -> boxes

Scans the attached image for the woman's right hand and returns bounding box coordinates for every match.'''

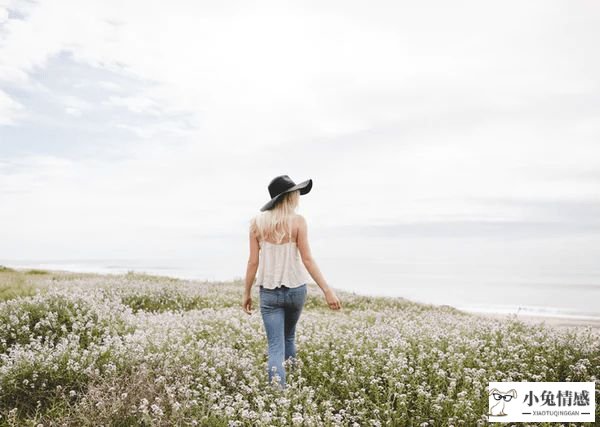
[324,289,342,310]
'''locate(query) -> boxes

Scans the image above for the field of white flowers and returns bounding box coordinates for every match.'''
[0,267,598,426]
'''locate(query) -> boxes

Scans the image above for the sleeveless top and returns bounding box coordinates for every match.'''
[254,240,312,289]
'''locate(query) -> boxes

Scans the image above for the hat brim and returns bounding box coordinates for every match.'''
[260,178,312,211]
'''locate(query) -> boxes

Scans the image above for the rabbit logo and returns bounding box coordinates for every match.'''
[488,388,517,417]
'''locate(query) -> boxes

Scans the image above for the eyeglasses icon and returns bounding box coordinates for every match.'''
[493,393,514,402]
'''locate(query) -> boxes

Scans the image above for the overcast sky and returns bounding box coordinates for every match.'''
[1,0,599,262]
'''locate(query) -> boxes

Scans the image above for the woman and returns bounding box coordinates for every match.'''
[242,174,342,389]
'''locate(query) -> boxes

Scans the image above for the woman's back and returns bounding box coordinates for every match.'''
[253,215,311,289]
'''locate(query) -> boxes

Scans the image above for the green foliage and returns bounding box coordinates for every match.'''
[0,271,597,426]
[0,269,38,301]
[26,269,49,275]
[121,291,225,313]
[0,294,125,353]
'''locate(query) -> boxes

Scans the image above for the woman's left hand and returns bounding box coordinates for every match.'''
[242,293,254,315]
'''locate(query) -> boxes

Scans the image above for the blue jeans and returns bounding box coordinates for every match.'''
[259,283,307,388]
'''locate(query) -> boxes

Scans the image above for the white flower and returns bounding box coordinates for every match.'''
[292,412,304,425]
[150,404,163,416]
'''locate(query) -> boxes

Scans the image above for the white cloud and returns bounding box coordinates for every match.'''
[64,106,82,116]
[0,88,24,124]
[106,95,160,115]
[59,94,91,117]
[0,6,9,23]
[0,0,595,147]
[0,0,599,260]
[96,80,121,91]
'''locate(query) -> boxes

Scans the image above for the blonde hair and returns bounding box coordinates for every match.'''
[250,190,300,243]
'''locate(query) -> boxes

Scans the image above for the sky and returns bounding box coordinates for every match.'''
[1,0,599,283]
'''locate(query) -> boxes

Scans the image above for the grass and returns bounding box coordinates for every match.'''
[0,269,598,426]
[0,268,39,301]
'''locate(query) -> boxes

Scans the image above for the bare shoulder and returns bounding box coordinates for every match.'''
[294,213,306,222]
[249,216,259,237]
[294,214,307,228]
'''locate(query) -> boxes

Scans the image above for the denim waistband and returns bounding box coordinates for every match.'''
[259,283,306,292]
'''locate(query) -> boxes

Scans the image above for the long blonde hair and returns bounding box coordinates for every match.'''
[250,190,300,243]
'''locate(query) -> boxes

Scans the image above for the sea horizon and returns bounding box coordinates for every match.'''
[3,257,600,322]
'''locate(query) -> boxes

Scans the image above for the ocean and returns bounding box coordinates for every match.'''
[3,233,599,321]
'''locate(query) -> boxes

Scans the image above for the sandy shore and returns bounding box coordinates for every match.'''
[468,311,600,333]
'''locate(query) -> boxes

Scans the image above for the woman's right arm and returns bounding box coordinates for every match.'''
[296,215,342,310]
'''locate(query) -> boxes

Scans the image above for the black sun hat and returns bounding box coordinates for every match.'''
[260,175,313,211]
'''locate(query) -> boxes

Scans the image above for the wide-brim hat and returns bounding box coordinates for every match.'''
[260,174,312,211]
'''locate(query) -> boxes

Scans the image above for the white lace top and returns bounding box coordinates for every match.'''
[254,240,311,289]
